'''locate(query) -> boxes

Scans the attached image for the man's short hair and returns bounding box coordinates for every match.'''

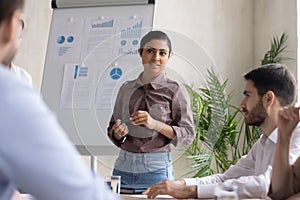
[0,0,24,23]
[244,63,296,106]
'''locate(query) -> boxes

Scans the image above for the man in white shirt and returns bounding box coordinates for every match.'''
[0,1,120,200]
[10,63,32,86]
[4,15,33,87]
[144,64,300,199]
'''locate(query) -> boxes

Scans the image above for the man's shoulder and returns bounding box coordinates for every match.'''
[0,66,22,91]
[11,64,33,87]
[0,66,43,116]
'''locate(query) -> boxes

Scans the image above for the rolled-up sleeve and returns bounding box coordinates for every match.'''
[170,86,195,146]
[107,85,124,148]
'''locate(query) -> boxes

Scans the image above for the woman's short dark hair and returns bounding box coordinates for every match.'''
[244,63,296,106]
[140,30,172,54]
[0,0,24,23]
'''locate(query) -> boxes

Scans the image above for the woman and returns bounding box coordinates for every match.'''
[107,30,195,189]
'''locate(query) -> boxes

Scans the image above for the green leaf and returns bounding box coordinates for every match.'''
[261,33,291,65]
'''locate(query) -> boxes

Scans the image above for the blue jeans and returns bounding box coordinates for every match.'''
[112,150,174,189]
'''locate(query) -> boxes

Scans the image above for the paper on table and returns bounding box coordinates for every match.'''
[129,194,174,199]
[20,194,36,200]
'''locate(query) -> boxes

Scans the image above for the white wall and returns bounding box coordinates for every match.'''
[154,0,254,111]
[254,0,297,80]
[15,0,297,178]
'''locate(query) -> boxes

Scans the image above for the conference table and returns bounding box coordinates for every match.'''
[121,194,266,200]
[17,193,265,199]
[121,194,184,199]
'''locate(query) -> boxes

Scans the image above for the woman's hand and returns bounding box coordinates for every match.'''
[278,105,300,139]
[112,119,128,140]
[130,110,165,131]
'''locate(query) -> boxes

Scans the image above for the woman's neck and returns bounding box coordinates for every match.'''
[142,72,161,84]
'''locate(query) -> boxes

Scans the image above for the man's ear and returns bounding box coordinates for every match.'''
[264,90,275,105]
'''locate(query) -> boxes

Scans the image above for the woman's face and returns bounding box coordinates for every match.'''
[140,39,170,76]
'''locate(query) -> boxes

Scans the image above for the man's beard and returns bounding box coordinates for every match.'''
[243,99,268,126]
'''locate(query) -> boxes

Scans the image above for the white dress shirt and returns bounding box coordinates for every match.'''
[0,65,120,200]
[184,126,300,199]
[10,63,33,87]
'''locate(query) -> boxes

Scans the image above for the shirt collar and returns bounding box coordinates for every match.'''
[268,128,278,143]
[10,63,18,73]
[260,128,277,145]
[134,72,167,90]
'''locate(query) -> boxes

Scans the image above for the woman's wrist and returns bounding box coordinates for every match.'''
[113,131,124,140]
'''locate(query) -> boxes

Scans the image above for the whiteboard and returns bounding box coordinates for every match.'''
[41,1,155,155]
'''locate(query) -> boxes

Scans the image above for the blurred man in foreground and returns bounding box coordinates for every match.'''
[0,0,119,199]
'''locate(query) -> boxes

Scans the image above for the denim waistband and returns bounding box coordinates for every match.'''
[114,149,173,173]
[118,149,171,161]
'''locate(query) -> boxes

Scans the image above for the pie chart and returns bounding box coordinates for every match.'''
[110,67,122,80]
